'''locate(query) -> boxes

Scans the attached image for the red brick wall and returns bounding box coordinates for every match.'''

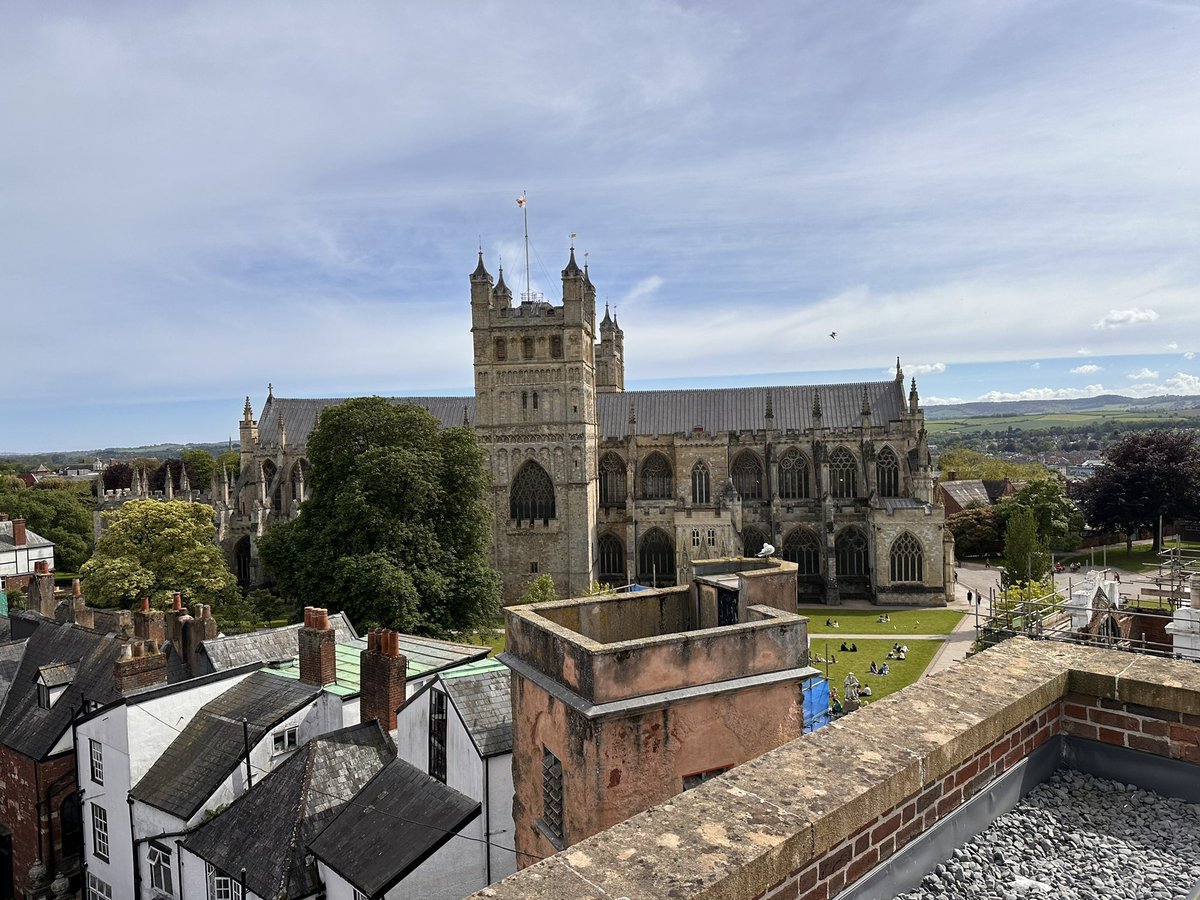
[1061,693,1200,764]
[0,746,79,897]
[756,704,1062,900]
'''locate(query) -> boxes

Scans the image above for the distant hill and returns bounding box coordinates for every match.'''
[0,442,237,468]
[923,394,1200,420]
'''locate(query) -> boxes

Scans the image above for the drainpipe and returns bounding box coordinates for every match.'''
[128,794,141,900]
[483,756,492,885]
[242,718,253,789]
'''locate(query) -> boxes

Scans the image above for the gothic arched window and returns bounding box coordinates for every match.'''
[835,527,869,576]
[598,534,625,585]
[261,460,281,515]
[510,462,556,526]
[289,459,309,504]
[638,528,675,587]
[731,451,763,500]
[889,533,923,582]
[522,391,528,410]
[639,453,673,500]
[523,337,534,359]
[495,338,507,361]
[829,448,858,499]
[742,527,769,558]
[876,446,900,497]
[551,336,563,359]
[783,527,821,575]
[778,449,810,500]
[599,453,626,507]
[691,462,710,504]
[532,391,539,410]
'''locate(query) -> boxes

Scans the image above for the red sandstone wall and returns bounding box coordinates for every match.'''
[0,747,78,896]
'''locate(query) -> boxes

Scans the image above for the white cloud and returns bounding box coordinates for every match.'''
[1119,372,1200,397]
[1070,364,1102,375]
[1166,342,1179,351]
[617,275,664,309]
[1128,367,1159,379]
[1076,348,1092,355]
[925,396,967,405]
[883,361,944,376]
[978,385,1105,402]
[1093,308,1160,329]
[1030,362,1040,370]
[1185,351,1196,360]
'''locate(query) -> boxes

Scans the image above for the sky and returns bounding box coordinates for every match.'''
[3,0,1199,454]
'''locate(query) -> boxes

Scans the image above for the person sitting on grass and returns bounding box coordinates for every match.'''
[840,641,849,652]
[850,642,858,652]
[861,685,873,697]
[869,660,879,675]
[880,663,890,676]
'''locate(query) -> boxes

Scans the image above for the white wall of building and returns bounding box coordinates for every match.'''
[0,543,55,580]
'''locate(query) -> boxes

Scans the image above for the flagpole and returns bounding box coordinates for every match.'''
[522,189,531,302]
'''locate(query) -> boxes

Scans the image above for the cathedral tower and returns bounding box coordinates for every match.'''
[595,301,625,393]
[470,247,599,600]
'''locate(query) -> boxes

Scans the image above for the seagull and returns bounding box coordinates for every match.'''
[829,331,837,339]
[756,543,775,558]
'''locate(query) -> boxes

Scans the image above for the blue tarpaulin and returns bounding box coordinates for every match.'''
[802,676,831,733]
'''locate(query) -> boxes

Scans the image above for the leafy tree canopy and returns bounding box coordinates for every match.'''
[1075,430,1200,552]
[0,478,94,572]
[217,451,241,483]
[996,478,1084,551]
[936,448,1049,482]
[81,499,237,610]
[1000,507,1052,588]
[257,398,501,636]
[947,505,1003,558]
[103,462,134,492]
[520,575,557,605]
[180,449,216,490]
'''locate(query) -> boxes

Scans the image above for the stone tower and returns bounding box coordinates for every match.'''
[471,248,599,599]
[595,301,625,393]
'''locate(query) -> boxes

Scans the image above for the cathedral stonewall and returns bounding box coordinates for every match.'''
[220,248,953,607]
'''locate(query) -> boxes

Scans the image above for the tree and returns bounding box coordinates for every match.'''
[997,479,1084,551]
[103,462,134,492]
[180,449,216,490]
[936,448,1048,481]
[520,575,557,605]
[1076,430,1200,552]
[217,451,241,483]
[257,398,501,636]
[946,504,1003,557]
[0,478,95,572]
[81,499,237,609]
[1000,507,1051,588]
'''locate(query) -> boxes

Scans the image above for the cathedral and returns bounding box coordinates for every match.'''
[220,248,953,606]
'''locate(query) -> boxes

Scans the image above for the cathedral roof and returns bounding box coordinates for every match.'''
[255,380,903,451]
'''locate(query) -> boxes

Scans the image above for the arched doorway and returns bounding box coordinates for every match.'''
[638,528,675,587]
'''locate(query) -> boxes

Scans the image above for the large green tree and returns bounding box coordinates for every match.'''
[936,448,1048,482]
[81,499,237,609]
[1001,507,1052,588]
[0,478,95,572]
[257,398,500,636]
[997,479,1084,552]
[1076,430,1200,552]
[946,504,1003,557]
[180,449,216,490]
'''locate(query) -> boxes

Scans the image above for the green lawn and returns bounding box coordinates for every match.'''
[809,638,942,702]
[465,629,505,656]
[1060,541,1200,574]
[925,411,1188,435]
[800,606,964,636]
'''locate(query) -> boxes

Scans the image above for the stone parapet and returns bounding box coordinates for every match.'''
[472,639,1200,900]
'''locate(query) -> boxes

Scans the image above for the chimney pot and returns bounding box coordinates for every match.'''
[132,641,145,658]
[119,644,133,660]
[172,592,183,611]
[367,629,378,653]
[72,579,82,598]
[140,597,150,611]
[146,639,159,655]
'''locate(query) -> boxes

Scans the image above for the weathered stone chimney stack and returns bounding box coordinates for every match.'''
[134,597,166,644]
[114,639,168,693]
[11,517,26,547]
[69,579,94,629]
[299,607,336,686]
[165,592,187,647]
[182,603,218,677]
[29,561,57,619]
[360,628,407,730]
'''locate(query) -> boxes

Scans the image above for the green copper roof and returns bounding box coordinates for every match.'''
[262,635,490,697]
[438,656,509,680]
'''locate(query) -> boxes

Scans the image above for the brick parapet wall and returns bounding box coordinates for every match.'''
[472,639,1200,900]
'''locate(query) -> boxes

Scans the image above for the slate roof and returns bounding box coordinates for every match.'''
[262,633,490,696]
[307,757,481,897]
[36,661,78,687]
[0,617,127,759]
[441,658,512,758]
[131,671,321,820]
[254,379,907,450]
[0,640,28,710]
[183,721,395,900]
[0,520,54,551]
[199,612,359,673]
[938,479,1015,510]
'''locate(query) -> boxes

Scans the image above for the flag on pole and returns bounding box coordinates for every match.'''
[516,194,526,207]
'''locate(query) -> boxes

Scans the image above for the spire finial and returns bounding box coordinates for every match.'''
[896,357,903,382]
[628,401,637,425]
[861,385,871,417]
[765,390,774,420]
[267,382,274,400]
[812,389,823,420]
[243,396,253,421]
[463,405,470,427]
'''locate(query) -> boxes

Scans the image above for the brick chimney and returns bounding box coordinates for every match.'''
[360,628,407,730]
[299,607,336,686]
[133,597,166,644]
[182,603,218,676]
[114,639,168,693]
[29,561,57,619]
[11,517,26,547]
[165,592,187,647]
[69,579,94,629]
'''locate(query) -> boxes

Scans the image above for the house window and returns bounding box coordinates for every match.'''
[37,682,51,710]
[272,726,298,755]
[87,873,113,900]
[91,803,109,862]
[691,529,701,548]
[354,890,370,900]
[89,738,104,784]
[529,561,539,574]
[212,877,243,900]
[551,335,563,358]
[706,528,716,547]
[540,747,564,847]
[683,766,728,790]
[890,533,924,583]
[429,690,448,783]
[149,841,173,895]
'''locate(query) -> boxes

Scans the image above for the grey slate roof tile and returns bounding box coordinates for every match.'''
[307,757,481,897]
[200,612,358,672]
[0,617,126,759]
[0,520,54,551]
[131,671,321,820]
[0,640,28,711]
[255,379,906,451]
[443,669,512,758]
[36,661,78,687]
[182,721,394,899]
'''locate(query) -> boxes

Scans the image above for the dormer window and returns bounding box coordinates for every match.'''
[35,661,77,710]
[37,682,51,710]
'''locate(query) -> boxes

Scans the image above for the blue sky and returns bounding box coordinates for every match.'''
[3,1,1198,453]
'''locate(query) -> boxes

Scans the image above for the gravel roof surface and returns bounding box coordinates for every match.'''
[894,768,1200,900]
